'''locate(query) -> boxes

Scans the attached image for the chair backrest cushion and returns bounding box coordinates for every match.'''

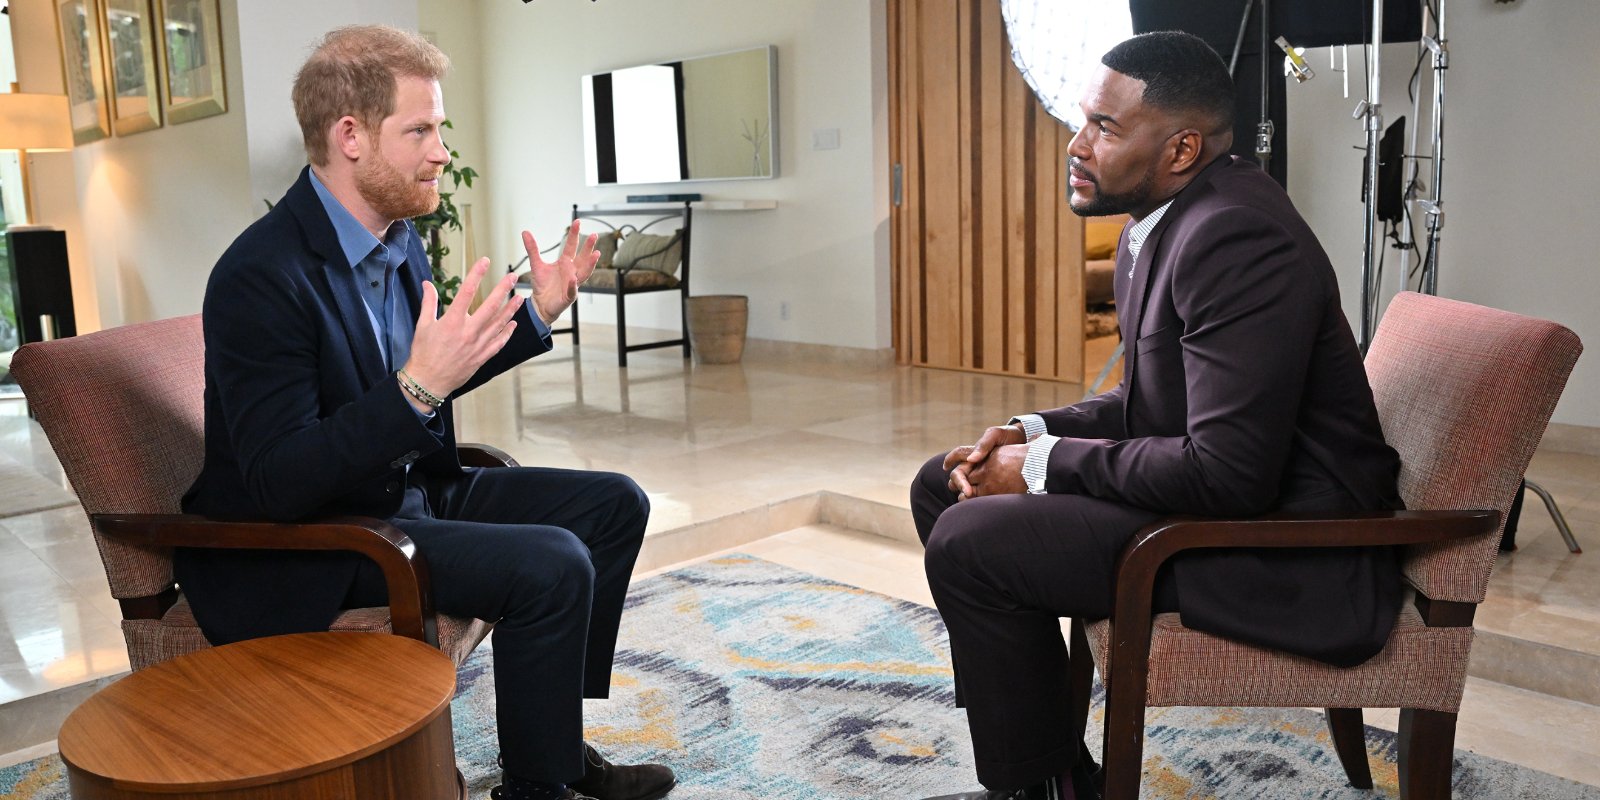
[1366,292,1581,603]
[10,315,205,599]
[582,229,619,270]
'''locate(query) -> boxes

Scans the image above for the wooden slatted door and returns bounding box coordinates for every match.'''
[890,0,1086,381]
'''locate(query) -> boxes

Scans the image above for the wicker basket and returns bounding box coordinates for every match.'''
[687,295,748,364]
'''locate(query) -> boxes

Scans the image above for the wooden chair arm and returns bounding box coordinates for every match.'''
[457,442,520,468]
[1095,509,1500,737]
[1112,510,1499,633]
[92,513,438,646]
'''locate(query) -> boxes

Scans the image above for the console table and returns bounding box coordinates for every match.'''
[58,632,460,799]
[577,200,777,213]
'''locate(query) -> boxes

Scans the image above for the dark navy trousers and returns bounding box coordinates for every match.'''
[346,465,649,785]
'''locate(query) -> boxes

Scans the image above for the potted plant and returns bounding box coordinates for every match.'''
[411,119,478,305]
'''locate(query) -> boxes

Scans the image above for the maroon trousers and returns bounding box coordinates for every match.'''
[911,454,1178,790]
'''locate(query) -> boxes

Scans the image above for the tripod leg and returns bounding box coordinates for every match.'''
[1084,341,1124,400]
[1524,479,1581,554]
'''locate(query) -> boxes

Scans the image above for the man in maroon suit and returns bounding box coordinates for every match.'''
[913,32,1402,800]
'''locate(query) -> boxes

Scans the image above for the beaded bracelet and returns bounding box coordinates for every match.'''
[397,370,444,409]
[399,370,444,406]
[398,378,437,409]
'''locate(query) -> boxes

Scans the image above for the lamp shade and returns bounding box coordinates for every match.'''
[0,93,73,152]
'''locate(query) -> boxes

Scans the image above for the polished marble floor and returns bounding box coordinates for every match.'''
[2,326,1598,787]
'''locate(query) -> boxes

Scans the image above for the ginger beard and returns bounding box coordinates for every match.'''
[355,131,442,222]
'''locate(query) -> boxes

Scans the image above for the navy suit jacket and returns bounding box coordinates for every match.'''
[1039,156,1404,666]
[179,166,550,644]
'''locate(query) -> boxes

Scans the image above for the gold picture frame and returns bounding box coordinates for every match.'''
[103,0,162,135]
[55,0,112,145]
[155,0,227,125]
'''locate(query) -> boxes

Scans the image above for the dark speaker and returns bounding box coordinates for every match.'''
[6,228,76,344]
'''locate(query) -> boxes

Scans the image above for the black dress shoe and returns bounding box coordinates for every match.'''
[1072,764,1104,800]
[921,777,1064,800]
[567,743,676,800]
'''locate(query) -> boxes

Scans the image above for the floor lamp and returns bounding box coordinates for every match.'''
[0,90,73,226]
[0,90,73,395]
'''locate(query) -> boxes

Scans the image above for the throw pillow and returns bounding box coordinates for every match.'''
[579,229,618,270]
[613,231,684,277]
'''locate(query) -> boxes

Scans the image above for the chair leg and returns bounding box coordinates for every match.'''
[1324,708,1373,789]
[615,290,628,368]
[679,290,692,360]
[1524,479,1582,553]
[570,293,582,345]
[1099,672,1148,800]
[1398,708,1457,800]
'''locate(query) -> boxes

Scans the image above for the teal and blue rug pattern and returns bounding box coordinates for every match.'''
[5,554,1598,798]
[452,554,967,798]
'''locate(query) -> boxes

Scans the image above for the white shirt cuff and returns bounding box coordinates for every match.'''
[1009,414,1048,441]
[1022,433,1059,494]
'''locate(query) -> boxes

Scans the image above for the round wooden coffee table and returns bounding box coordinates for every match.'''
[59,632,461,799]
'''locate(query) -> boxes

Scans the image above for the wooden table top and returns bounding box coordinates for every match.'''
[58,632,456,792]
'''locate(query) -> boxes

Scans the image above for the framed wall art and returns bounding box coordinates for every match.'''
[103,0,163,135]
[54,0,112,144]
[155,0,227,124]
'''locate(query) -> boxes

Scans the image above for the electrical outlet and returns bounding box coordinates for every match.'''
[779,301,791,321]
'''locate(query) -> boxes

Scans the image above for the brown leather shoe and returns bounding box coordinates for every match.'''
[490,784,597,800]
[567,744,676,800]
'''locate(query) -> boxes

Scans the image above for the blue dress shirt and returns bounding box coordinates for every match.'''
[306,170,552,414]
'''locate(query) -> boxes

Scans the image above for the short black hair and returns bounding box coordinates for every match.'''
[1101,31,1235,135]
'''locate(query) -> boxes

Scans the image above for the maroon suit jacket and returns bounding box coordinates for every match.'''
[1039,156,1404,666]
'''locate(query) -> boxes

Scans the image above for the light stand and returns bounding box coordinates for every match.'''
[1356,0,1385,351]
[1418,1,1447,295]
[1225,0,1282,170]
[1361,2,1447,335]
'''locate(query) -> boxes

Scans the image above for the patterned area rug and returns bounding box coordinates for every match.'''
[4,554,1598,798]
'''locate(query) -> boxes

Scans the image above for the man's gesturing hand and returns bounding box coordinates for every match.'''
[402,257,521,402]
[524,219,600,325]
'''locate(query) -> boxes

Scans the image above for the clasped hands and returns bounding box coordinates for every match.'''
[943,424,1031,500]
[400,220,599,409]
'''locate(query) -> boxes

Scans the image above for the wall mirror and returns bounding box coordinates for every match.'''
[582,45,777,186]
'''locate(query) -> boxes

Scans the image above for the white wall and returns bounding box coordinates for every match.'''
[1287,1,1600,427]
[474,0,891,350]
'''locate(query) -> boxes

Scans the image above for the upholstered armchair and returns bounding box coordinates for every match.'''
[10,315,503,671]
[1075,292,1582,800]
